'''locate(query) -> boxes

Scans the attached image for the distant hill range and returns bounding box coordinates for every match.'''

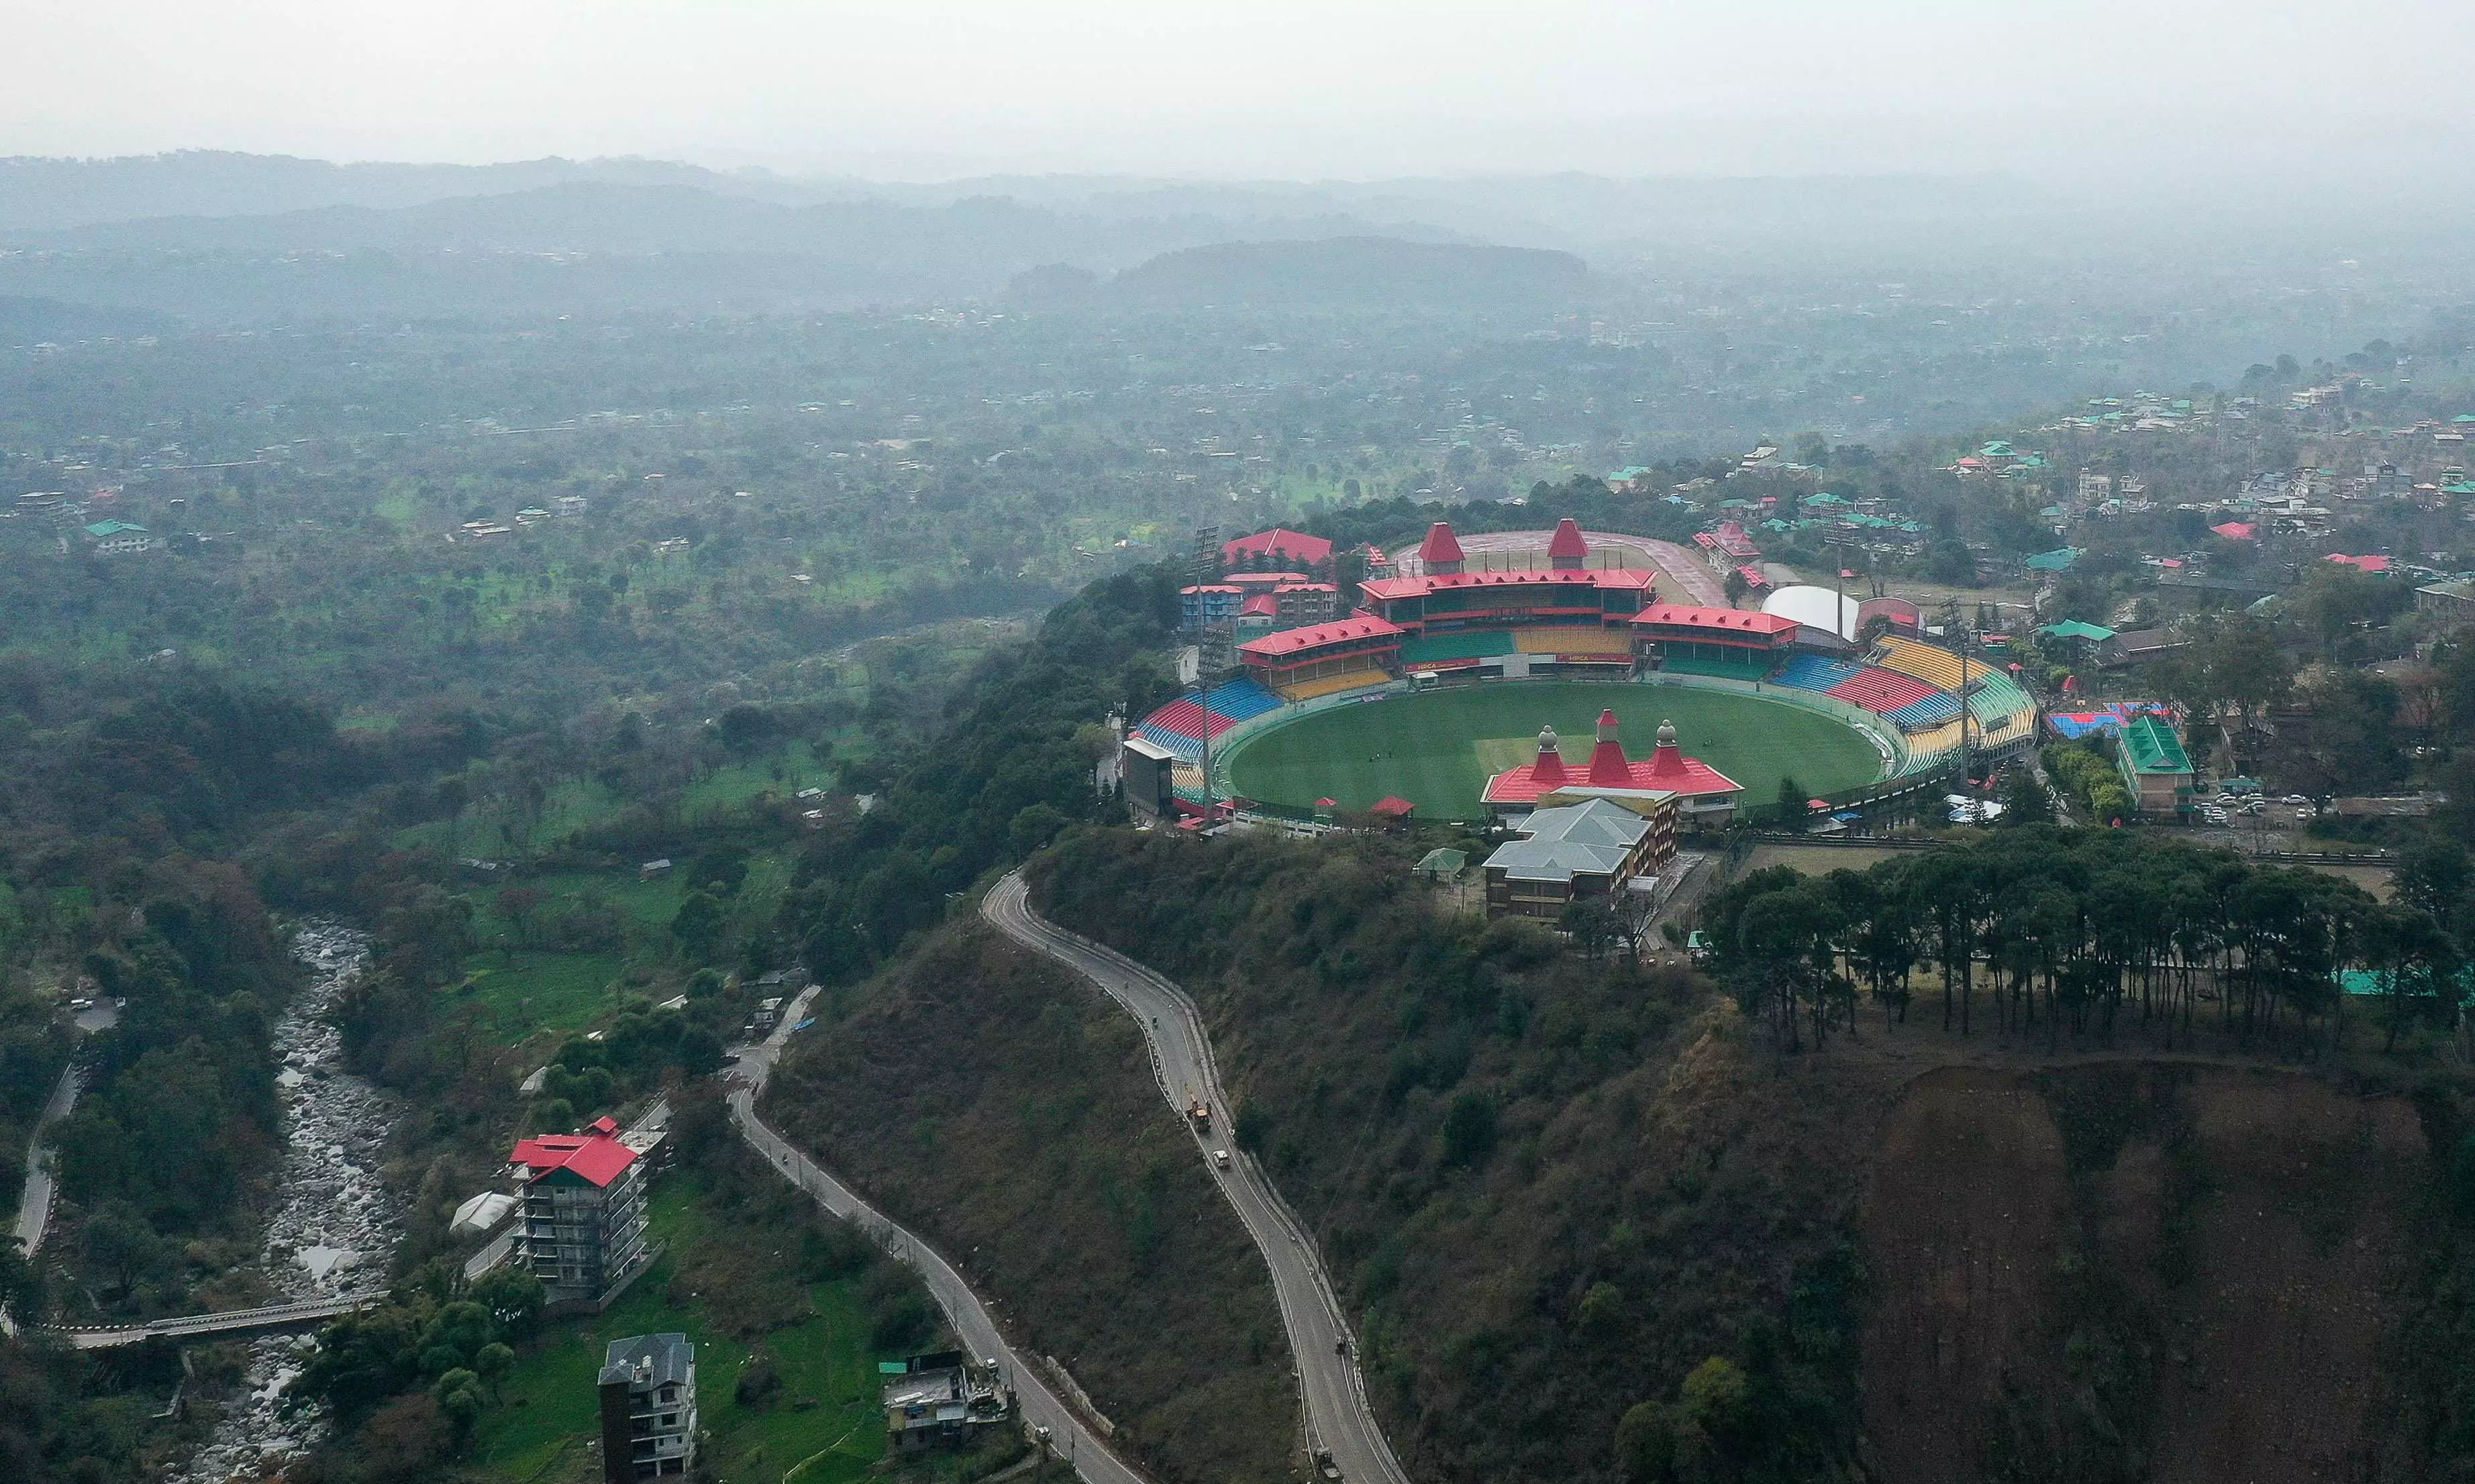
[0,150,2111,325]
[0,295,174,341]
[0,151,829,233]
[1101,237,1589,309]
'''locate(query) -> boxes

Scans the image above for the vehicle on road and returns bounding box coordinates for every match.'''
[2283,794,2311,805]
[1213,1149,1231,1169]
[1189,1096,1211,1130]
[1314,1448,1343,1480]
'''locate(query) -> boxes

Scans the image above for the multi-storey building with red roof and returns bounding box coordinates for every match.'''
[1628,604,1799,680]
[1356,519,1658,637]
[510,1116,652,1306]
[1235,615,1407,700]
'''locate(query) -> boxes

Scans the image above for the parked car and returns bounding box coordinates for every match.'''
[2282,794,2311,806]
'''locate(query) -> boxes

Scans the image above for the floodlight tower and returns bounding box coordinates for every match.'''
[1946,597,1976,783]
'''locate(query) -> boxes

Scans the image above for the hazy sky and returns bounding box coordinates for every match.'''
[5,0,2472,179]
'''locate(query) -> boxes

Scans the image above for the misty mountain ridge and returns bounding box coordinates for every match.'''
[0,149,2065,255]
[0,149,838,233]
[5,180,1464,267]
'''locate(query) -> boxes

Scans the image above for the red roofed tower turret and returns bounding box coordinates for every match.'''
[1644,719,1686,781]
[1530,724,1566,788]
[1586,709,1633,786]
[1419,521,1466,576]
[1548,517,1588,570]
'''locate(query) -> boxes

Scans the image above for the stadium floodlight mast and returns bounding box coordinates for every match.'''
[1943,596,1977,782]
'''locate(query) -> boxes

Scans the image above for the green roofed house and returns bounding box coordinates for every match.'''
[1413,847,1469,882]
[2039,619,2116,644]
[2025,547,2081,574]
[2116,713,2194,817]
[82,519,156,555]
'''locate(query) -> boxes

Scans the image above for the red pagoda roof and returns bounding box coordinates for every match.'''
[1237,615,1405,658]
[1483,712,1743,804]
[1547,518,1588,562]
[510,1124,640,1188]
[1417,521,1466,567]
[1223,527,1334,566]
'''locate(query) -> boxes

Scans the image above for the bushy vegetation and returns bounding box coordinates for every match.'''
[2042,737,2131,825]
[766,922,1297,1484]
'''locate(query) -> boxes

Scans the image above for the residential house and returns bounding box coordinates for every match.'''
[82,520,156,555]
[882,1352,1013,1452]
[597,1333,697,1482]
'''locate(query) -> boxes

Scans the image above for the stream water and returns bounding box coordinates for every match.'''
[168,921,404,1484]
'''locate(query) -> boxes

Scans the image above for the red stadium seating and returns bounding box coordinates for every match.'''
[1825,666,1943,714]
[1146,698,1235,741]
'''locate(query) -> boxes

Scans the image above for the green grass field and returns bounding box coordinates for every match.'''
[1222,681,1882,822]
[470,1181,891,1484]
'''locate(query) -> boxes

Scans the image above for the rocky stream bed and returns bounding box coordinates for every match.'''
[167,922,404,1484]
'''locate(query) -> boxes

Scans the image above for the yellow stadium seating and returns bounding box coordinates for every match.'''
[1876,636,1968,692]
[1513,626,1633,655]
[1973,707,2033,748]
[1903,719,1968,763]
[1277,669,1391,703]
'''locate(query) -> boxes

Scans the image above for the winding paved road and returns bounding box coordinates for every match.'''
[983,873,1412,1484]
[729,986,1146,1484]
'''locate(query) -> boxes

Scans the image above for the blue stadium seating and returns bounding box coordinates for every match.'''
[1770,654,1862,693]
[1882,692,1965,731]
[1201,678,1283,721]
[1133,723,1204,762]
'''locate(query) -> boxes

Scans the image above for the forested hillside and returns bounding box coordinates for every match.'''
[1027,830,1880,1483]
[1025,828,2475,1483]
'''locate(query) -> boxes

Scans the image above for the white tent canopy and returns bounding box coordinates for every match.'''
[450,1191,515,1238]
[1762,585,1862,643]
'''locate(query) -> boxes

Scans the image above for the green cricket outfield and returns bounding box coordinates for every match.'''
[1219,681,1884,822]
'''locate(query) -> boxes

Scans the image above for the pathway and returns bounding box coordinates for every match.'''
[729,986,1146,1484]
[11,998,120,1261]
[983,873,1412,1484]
